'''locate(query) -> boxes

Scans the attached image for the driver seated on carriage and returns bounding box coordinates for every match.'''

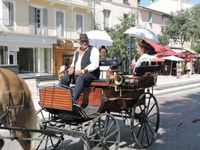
[60,33,100,102]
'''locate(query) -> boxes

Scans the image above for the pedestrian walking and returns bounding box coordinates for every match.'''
[186,61,192,78]
[176,62,182,78]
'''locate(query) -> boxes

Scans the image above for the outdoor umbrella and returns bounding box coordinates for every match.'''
[162,56,184,61]
[150,57,165,62]
[124,26,160,43]
[178,51,196,57]
[162,56,184,75]
[86,30,113,48]
[184,57,197,61]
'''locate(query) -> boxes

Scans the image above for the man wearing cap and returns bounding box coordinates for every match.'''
[60,33,100,102]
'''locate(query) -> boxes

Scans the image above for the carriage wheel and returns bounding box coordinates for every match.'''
[35,109,63,149]
[87,113,120,150]
[131,92,160,148]
[36,108,52,129]
[35,130,64,150]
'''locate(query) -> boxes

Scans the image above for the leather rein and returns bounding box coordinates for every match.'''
[0,69,26,126]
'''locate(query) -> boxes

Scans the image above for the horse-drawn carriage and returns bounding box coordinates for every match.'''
[0,64,160,150]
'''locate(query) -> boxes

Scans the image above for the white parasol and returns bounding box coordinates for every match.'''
[162,56,184,61]
[124,26,159,43]
[86,30,113,48]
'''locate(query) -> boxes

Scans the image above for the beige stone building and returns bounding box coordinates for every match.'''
[94,0,137,30]
[0,0,93,74]
[0,0,138,74]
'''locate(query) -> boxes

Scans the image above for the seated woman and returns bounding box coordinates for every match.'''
[133,40,155,76]
[99,46,121,79]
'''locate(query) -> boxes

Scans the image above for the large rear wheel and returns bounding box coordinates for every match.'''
[131,92,160,148]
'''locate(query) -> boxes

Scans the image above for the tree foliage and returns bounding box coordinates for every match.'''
[106,14,136,60]
[163,4,200,53]
[163,9,190,47]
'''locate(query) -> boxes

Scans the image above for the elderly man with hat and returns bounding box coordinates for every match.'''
[60,33,100,102]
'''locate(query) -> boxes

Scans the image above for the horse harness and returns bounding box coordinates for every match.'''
[0,69,26,126]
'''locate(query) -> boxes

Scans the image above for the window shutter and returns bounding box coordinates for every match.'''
[2,2,9,25]
[60,12,64,36]
[43,8,48,27]
[76,14,83,33]
[29,6,35,25]
[9,3,14,26]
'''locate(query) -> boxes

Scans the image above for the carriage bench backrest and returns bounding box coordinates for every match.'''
[134,65,161,76]
[39,86,72,111]
[133,65,161,89]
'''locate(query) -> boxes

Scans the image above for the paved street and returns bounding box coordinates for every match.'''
[1,74,200,149]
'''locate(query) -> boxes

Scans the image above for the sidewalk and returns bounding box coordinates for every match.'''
[154,74,200,96]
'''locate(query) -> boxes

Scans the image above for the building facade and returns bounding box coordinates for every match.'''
[137,6,169,35]
[0,0,94,74]
[94,0,137,30]
[0,0,138,74]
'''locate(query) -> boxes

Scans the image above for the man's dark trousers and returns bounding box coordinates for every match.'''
[60,73,97,101]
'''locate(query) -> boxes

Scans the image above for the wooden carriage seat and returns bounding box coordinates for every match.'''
[90,79,110,87]
[39,86,73,111]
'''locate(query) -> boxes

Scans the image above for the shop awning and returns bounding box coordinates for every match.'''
[178,51,196,57]
[184,57,197,61]
[147,41,178,56]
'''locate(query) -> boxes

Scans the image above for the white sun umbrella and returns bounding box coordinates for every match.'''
[124,26,160,43]
[86,30,113,48]
[162,56,184,75]
[162,56,184,61]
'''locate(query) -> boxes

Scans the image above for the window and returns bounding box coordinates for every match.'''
[123,0,129,5]
[2,1,14,26]
[56,11,64,37]
[103,9,110,29]
[29,6,48,35]
[148,12,153,23]
[148,12,153,28]
[0,46,8,64]
[75,14,83,33]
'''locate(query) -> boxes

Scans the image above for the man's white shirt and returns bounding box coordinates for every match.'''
[71,46,99,72]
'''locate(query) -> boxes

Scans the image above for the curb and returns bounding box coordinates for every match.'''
[154,83,200,96]
[155,78,200,90]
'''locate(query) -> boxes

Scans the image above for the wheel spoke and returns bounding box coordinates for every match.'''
[36,134,46,150]
[148,112,157,119]
[146,120,155,137]
[147,103,156,116]
[105,120,114,135]
[105,129,118,140]
[144,122,150,145]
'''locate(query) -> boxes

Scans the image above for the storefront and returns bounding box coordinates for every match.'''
[0,32,56,73]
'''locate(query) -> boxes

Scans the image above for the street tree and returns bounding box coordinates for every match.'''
[106,14,136,60]
[163,9,191,48]
[106,14,136,72]
[189,4,200,49]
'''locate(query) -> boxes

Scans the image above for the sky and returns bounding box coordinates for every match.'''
[140,0,200,7]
